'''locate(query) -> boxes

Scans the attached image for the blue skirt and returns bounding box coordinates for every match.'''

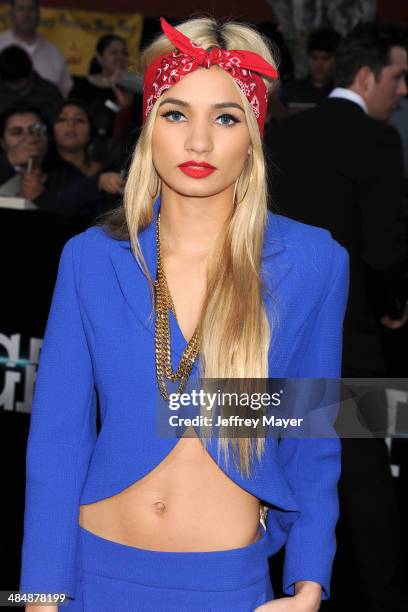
[63,523,275,611]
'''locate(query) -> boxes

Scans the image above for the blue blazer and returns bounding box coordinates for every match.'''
[19,194,349,602]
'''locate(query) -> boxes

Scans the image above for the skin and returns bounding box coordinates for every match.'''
[53,105,90,153]
[95,39,129,79]
[1,112,46,166]
[309,50,335,87]
[350,46,408,120]
[91,38,133,107]
[52,104,101,175]
[10,0,39,44]
[76,66,321,611]
[1,111,47,200]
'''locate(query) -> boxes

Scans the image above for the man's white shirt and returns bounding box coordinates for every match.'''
[329,87,368,114]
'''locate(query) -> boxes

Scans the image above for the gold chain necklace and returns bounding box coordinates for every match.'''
[154,212,201,400]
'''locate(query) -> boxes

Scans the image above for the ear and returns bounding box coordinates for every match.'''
[356,65,376,95]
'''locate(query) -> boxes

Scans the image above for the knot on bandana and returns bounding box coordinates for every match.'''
[142,17,279,137]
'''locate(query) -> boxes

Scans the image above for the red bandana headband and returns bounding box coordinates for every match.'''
[142,17,279,137]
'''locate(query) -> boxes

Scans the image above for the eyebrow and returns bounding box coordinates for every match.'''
[158,97,245,112]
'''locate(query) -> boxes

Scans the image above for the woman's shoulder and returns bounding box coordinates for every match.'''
[264,210,349,292]
[266,208,347,252]
[63,224,128,263]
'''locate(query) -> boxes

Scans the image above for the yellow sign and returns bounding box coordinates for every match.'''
[0,6,143,76]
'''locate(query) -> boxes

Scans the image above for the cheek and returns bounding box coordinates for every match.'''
[80,125,90,140]
[152,128,174,168]
[221,140,250,176]
[5,136,20,148]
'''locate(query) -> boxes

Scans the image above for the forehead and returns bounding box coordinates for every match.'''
[6,112,39,128]
[160,66,242,105]
[105,40,126,52]
[59,105,87,115]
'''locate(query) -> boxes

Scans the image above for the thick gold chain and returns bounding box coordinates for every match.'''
[155,213,201,400]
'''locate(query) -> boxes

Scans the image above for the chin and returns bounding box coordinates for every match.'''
[167,178,222,198]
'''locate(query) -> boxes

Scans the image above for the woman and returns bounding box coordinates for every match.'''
[70,35,134,164]
[70,35,131,109]
[50,100,100,177]
[20,16,349,612]
[35,99,123,218]
[0,105,48,200]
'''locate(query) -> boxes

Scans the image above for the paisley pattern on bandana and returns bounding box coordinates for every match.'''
[142,18,279,137]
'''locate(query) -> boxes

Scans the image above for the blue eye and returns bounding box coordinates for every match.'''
[216,113,239,126]
[162,110,185,122]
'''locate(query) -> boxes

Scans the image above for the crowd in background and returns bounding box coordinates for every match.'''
[1,1,407,221]
[0,0,141,221]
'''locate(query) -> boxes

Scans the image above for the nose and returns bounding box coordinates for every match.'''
[398,77,408,98]
[184,117,213,156]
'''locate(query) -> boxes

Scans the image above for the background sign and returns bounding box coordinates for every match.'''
[0,6,143,76]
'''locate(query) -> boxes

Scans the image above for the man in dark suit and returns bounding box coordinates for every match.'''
[266,22,408,612]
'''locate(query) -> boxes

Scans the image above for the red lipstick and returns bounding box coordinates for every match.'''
[178,160,216,179]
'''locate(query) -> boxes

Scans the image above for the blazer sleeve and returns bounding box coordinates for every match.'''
[19,234,97,600]
[278,239,350,600]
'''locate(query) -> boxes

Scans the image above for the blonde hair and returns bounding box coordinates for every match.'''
[96,16,280,477]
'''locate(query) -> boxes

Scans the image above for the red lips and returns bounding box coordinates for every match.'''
[178,160,216,179]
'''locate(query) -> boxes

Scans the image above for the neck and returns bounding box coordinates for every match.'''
[58,148,87,172]
[347,84,365,98]
[12,28,37,44]
[158,184,234,256]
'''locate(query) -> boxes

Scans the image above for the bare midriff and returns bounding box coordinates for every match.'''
[78,428,261,551]
[79,245,263,551]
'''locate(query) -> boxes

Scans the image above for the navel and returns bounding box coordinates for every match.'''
[152,500,167,514]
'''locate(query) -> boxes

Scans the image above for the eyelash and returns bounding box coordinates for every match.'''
[161,110,240,126]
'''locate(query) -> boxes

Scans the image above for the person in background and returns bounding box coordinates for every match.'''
[34,99,124,218]
[70,34,132,108]
[0,105,48,201]
[279,27,341,113]
[266,21,408,612]
[70,34,134,166]
[0,0,73,97]
[49,99,101,177]
[0,45,63,122]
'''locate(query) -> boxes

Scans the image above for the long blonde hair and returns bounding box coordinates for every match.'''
[96,16,280,477]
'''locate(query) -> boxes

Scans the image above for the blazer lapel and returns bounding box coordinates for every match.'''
[109,195,159,339]
[109,199,292,362]
[109,195,190,362]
